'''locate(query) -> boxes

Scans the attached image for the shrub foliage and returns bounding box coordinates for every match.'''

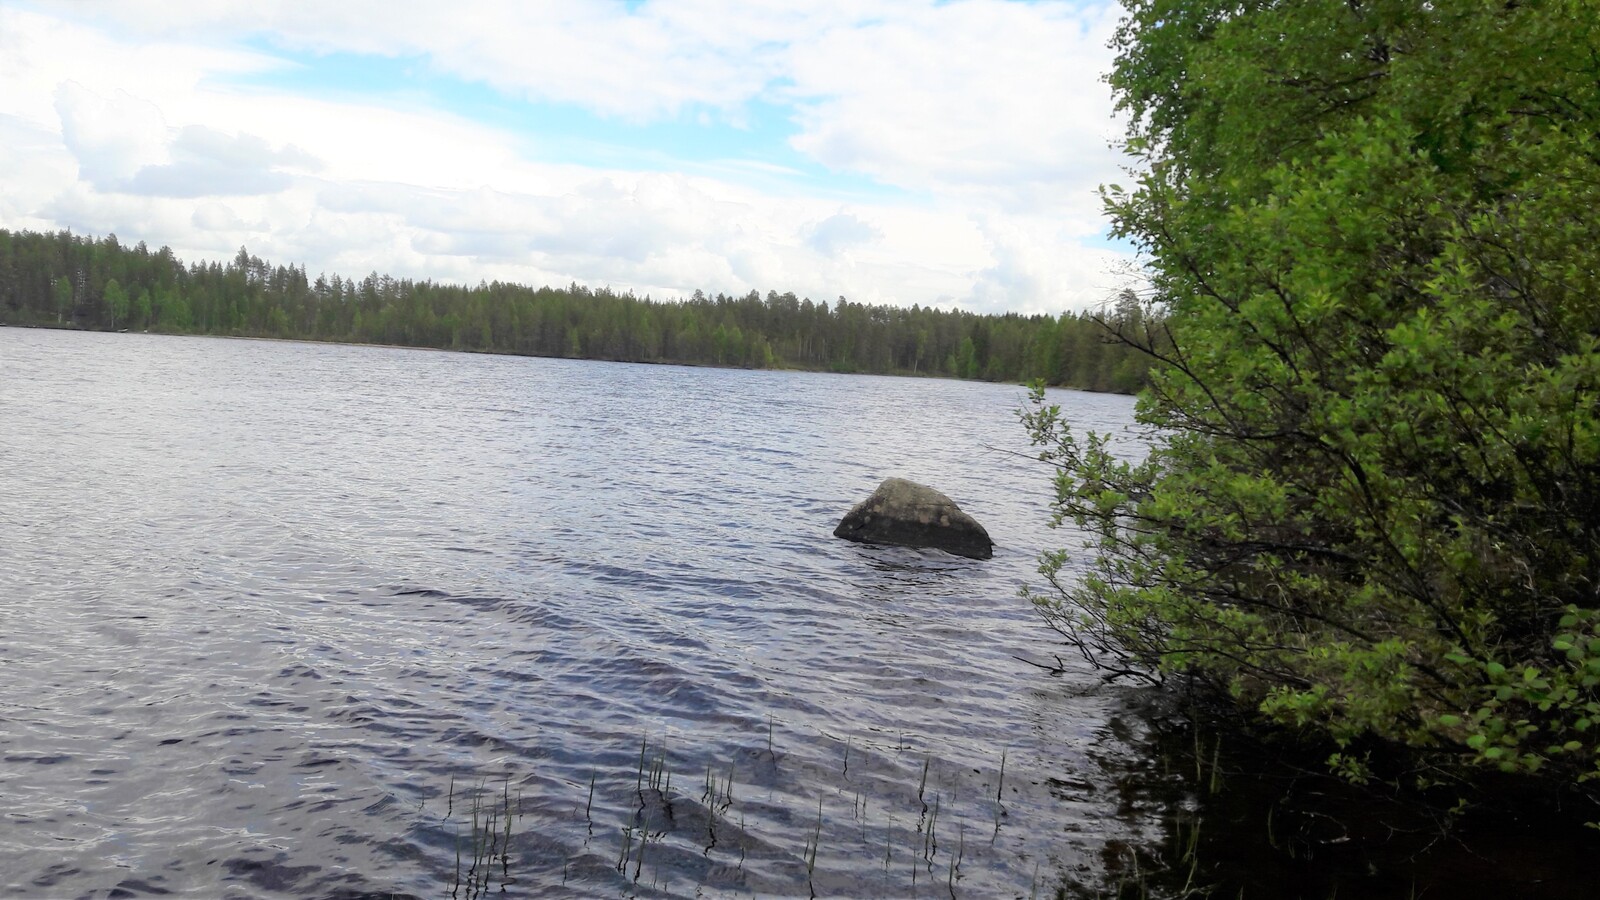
[1026,0,1600,791]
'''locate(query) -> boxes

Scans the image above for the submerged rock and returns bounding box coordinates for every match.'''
[833,477,993,559]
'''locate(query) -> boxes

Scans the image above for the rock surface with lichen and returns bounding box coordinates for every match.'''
[833,477,993,560]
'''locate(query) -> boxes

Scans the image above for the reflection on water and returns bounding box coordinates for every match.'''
[1070,692,1595,900]
[1,328,1157,897]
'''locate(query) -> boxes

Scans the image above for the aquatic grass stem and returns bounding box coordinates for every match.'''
[805,798,822,882]
[633,808,651,882]
[586,771,596,822]
[884,815,894,873]
[618,824,634,872]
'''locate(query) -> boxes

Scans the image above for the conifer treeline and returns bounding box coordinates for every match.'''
[0,229,1153,392]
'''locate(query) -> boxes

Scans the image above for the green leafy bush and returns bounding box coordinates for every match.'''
[1026,0,1600,793]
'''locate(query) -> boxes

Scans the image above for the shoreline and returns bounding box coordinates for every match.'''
[1,321,1136,395]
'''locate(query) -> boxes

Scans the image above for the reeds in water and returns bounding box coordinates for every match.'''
[423,723,1078,898]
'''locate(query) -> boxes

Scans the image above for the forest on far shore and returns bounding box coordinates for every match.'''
[0,229,1153,393]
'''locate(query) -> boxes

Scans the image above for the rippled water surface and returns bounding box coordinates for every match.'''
[1,328,1151,898]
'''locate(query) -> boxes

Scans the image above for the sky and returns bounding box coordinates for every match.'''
[0,0,1136,315]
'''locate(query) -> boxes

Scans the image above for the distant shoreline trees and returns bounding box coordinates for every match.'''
[0,228,1153,393]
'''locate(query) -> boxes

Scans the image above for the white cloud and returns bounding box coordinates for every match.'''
[807,211,881,257]
[190,200,263,232]
[53,80,321,198]
[3,2,1136,315]
[0,113,76,227]
[36,1,877,121]
[37,1,1122,209]
[967,213,1125,311]
[53,81,170,189]
[784,0,1123,215]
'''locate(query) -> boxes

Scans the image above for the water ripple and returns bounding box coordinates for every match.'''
[0,329,1149,897]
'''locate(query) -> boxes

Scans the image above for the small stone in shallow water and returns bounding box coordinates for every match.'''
[833,477,993,559]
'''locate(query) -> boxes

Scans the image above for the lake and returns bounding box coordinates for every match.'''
[1,327,1160,898]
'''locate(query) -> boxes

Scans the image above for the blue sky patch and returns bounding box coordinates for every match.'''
[224,42,912,202]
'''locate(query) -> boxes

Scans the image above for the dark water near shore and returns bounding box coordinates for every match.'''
[2,328,1165,898]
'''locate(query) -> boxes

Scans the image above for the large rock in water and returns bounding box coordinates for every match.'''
[834,477,993,559]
